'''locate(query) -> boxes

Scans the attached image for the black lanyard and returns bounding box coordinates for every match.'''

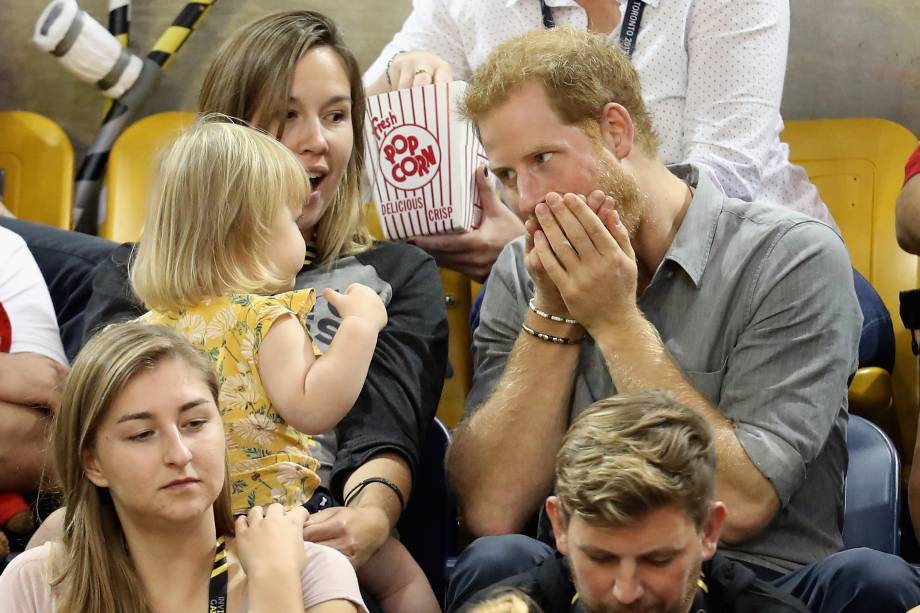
[208,536,230,613]
[539,0,646,58]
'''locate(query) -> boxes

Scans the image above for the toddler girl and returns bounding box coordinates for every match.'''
[131,115,387,515]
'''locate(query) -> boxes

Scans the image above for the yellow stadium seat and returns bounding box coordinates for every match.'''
[101,111,195,242]
[436,269,473,428]
[781,118,920,454]
[0,111,73,228]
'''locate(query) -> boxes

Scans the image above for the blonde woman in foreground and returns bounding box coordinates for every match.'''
[76,11,447,610]
[0,322,366,612]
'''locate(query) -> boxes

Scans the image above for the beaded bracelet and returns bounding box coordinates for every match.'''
[521,322,584,345]
[528,298,578,325]
[343,476,406,513]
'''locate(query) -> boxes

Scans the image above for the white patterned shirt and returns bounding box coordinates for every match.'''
[0,226,67,365]
[365,0,835,226]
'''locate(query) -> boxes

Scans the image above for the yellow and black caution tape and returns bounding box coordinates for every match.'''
[73,0,219,232]
[148,1,215,68]
[107,0,129,47]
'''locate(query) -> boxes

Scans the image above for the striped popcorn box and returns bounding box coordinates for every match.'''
[364,81,484,240]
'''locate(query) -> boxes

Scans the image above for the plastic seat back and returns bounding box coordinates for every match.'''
[0,111,73,228]
[843,414,901,554]
[101,111,195,242]
[782,118,920,449]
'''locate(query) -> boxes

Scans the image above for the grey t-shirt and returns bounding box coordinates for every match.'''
[294,255,395,485]
[468,165,861,572]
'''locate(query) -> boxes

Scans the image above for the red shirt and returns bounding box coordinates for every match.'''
[906,143,920,185]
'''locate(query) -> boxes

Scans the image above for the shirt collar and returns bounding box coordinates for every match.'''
[505,0,660,10]
[659,164,722,288]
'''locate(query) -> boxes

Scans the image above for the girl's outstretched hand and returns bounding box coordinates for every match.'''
[323,284,387,331]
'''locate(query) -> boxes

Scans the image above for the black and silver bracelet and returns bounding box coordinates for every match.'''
[343,476,406,513]
[521,321,584,345]
[528,298,578,325]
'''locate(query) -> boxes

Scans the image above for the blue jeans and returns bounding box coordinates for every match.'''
[472,269,895,372]
[754,547,920,612]
[853,269,895,372]
[447,536,920,613]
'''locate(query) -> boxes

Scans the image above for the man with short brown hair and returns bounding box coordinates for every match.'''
[463,392,810,613]
[445,26,920,613]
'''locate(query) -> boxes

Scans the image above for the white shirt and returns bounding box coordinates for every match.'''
[365,0,835,226]
[0,226,67,365]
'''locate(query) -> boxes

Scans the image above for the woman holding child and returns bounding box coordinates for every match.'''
[193,23,445,597]
[25,9,447,612]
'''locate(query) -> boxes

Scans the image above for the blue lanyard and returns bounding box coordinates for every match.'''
[539,0,646,58]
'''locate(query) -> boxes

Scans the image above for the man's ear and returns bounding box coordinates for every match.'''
[598,102,634,160]
[700,502,727,560]
[546,496,570,555]
[81,447,109,488]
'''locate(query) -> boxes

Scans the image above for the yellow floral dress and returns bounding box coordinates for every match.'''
[141,290,322,514]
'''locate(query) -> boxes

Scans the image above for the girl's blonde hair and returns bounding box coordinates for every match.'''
[198,10,373,263]
[471,590,542,613]
[131,115,308,311]
[50,322,234,613]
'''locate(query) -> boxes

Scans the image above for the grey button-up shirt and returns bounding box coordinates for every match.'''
[468,165,861,572]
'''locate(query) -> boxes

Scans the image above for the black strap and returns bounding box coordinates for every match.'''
[539,0,646,58]
[208,536,229,613]
[619,0,646,57]
[540,0,555,28]
[343,476,406,512]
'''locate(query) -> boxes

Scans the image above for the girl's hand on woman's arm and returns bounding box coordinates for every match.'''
[236,504,309,611]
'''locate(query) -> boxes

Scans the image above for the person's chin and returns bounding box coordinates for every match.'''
[298,210,321,237]
[159,496,214,521]
[132,502,208,530]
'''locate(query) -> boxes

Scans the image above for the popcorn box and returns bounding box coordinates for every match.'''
[364,81,484,239]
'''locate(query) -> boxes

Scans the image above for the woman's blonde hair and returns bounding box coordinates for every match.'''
[131,115,308,311]
[198,10,372,263]
[50,322,234,613]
